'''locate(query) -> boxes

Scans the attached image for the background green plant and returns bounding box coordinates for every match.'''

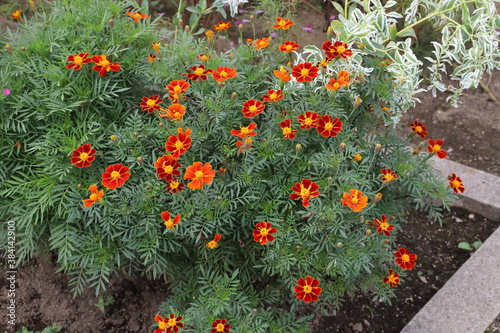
[1,0,498,331]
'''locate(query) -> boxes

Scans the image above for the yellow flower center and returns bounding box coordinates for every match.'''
[286,45,293,51]
[146,99,156,107]
[173,86,183,94]
[158,322,168,330]
[175,140,185,150]
[337,45,346,53]
[170,181,180,189]
[415,126,423,133]
[167,318,177,327]
[269,93,277,100]
[300,186,310,198]
[73,55,83,66]
[303,285,313,293]
[220,70,228,78]
[388,275,398,284]
[98,59,110,69]
[324,123,333,131]
[201,55,208,61]
[79,152,90,161]
[401,254,410,262]
[163,165,173,174]
[432,144,442,153]
[283,127,292,135]
[300,68,310,77]
[215,323,225,332]
[304,118,313,126]
[380,222,390,231]
[240,126,250,135]
[194,170,205,180]
[110,171,121,181]
[384,174,394,181]
[207,240,218,249]
[260,228,270,237]
[279,20,286,27]
[165,219,174,229]
[195,68,204,76]
[351,196,359,205]
[248,105,258,114]
[89,193,99,202]
[451,180,461,188]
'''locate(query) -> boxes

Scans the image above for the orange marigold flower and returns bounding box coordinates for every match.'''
[197,53,211,62]
[206,234,222,249]
[91,55,121,77]
[101,164,130,190]
[214,21,231,31]
[291,62,319,82]
[165,128,193,159]
[146,53,156,63]
[166,178,185,194]
[241,99,265,118]
[325,71,350,90]
[290,179,320,207]
[185,65,212,81]
[448,173,465,193]
[205,30,214,39]
[316,58,331,69]
[184,162,216,190]
[252,221,277,245]
[161,211,181,229]
[154,154,181,182]
[394,248,417,270]
[154,314,184,333]
[273,17,294,30]
[279,41,299,53]
[341,189,368,212]
[12,10,22,19]
[372,215,395,236]
[273,66,291,82]
[316,115,343,137]
[280,119,298,139]
[166,79,190,96]
[352,153,362,162]
[383,269,400,288]
[294,276,322,303]
[230,122,258,138]
[126,11,149,23]
[71,144,96,168]
[380,168,398,182]
[322,41,353,59]
[211,319,231,333]
[253,37,270,50]
[164,103,186,121]
[152,42,161,54]
[298,111,319,129]
[410,120,428,138]
[236,137,253,153]
[66,53,92,71]
[82,185,104,208]
[262,89,284,102]
[140,95,163,113]
[212,66,237,82]
[426,139,448,159]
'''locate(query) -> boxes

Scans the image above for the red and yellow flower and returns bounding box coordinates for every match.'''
[294,276,322,303]
[253,37,270,50]
[383,269,400,288]
[291,62,319,82]
[161,211,181,229]
[325,71,350,90]
[252,221,277,245]
[185,65,212,81]
[154,314,184,333]
[66,53,92,71]
[146,54,156,63]
[280,119,298,139]
[372,215,395,236]
[197,53,211,62]
[262,89,284,102]
[82,185,104,208]
[290,179,320,207]
[273,17,294,30]
[298,111,319,129]
[426,139,448,159]
[140,95,163,113]
[184,162,216,190]
[394,248,417,270]
[322,41,353,59]
[154,154,181,182]
[211,319,231,333]
[236,137,253,153]
[152,42,161,54]
[166,179,185,194]
[279,41,299,53]
[166,80,190,102]
[316,115,343,137]
[206,234,222,249]
[101,164,130,190]
[71,144,96,168]
[126,11,149,23]
[212,66,237,82]
[341,189,368,212]
[214,21,231,31]
[91,55,121,77]
[12,10,22,19]
[410,120,427,138]
[448,173,465,193]
[165,128,192,158]
[241,99,265,118]
[380,168,398,182]
[273,66,291,82]
[230,122,258,138]
[164,103,186,121]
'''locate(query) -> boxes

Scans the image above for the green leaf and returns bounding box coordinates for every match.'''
[472,241,483,249]
[458,242,473,251]
[399,27,417,39]
[186,6,201,14]
[330,20,347,40]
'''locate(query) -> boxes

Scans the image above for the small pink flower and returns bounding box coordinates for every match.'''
[3,88,10,96]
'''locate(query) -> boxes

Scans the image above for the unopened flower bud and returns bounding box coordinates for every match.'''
[238,24,243,32]
[296,246,300,249]
[365,229,372,236]
[21,47,26,52]
[133,132,138,138]
[229,52,234,59]
[159,122,164,128]
[353,128,358,133]
[145,186,150,190]
[178,19,183,28]
[136,156,144,165]
[375,143,382,152]
[339,142,346,151]
[353,153,362,162]
[184,25,190,32]
[373,193,383,202]
[5,44,12,53]
[359,42,365,50]
[77,184,82,188]
[336,242,343,248]
[231,92,237,100]
[328,177,333,182]
[353,97,362,108]
[110,135,118,143]
[383,239,390,244]
[217,82,226,88]
[30,0,36,10]
[108,19,114,27]
[252,309,257,315]
[295,144,302,152]
[327,26,333,39]
[266,21,270,28]
[250,15,254,22]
